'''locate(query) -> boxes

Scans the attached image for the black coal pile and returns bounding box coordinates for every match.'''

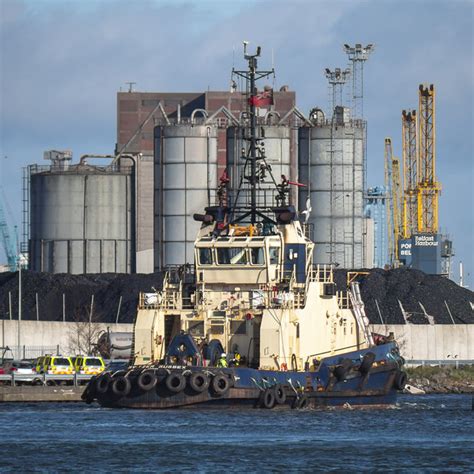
[0,268,472,325]
[0,271,164,323]
[334,268,474,325]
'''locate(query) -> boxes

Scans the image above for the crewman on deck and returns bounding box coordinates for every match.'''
[217,352,228,368]
[230,351,241,367]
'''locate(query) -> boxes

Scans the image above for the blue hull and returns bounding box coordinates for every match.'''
[87,343,403,409]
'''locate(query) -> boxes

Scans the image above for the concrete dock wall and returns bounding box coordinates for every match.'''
[371,324,474,361]
[0,386,84,402]
[0,320,133,359]
[0,320,473,361]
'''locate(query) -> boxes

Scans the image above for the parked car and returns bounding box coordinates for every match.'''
[44,356,75,375]
[2,360,42,385]
[74,356,105,375]
[35,356,47,373]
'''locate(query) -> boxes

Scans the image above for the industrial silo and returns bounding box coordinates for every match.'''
[298,108,366,268]
[29,161,134,274]
[154,124,218,270]
[227,124,291,209]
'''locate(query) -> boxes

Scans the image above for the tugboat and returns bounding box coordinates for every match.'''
[83,44,406,409]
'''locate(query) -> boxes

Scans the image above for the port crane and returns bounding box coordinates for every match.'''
[401,109,418,239]
[417,84,440,234]
[384,138,394,264]
[0,188,19,270]
[391,156,402,264]
[384,137,403,266]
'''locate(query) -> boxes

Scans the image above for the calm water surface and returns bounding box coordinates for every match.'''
[0,394,472,473]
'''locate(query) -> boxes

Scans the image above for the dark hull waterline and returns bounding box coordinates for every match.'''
[85,343,404,410]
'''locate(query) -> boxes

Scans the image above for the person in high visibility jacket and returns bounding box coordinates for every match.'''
[231,351,241,367]
[217,353,228,368]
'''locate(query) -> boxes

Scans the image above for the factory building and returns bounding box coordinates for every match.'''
[298,107,372,268]
[28,152,135,274]
[116,89,297,271]
[25,67,376,274]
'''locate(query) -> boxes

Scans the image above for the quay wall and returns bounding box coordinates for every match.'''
[0,320,133,359]
[1,321,473,361]
[371,324,474,361]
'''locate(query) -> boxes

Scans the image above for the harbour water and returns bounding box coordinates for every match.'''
[0,394,472,472]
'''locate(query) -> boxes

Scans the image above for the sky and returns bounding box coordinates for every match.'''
[0,0,473,285]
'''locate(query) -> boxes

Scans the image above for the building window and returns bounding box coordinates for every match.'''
[250,247,265,265]
[269,247,280,265]
[217,247,248,265]
[198,248,212,265]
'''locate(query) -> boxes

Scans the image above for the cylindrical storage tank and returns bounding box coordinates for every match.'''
[227,126,291,209]
[154,124,218,270]
[298,122,365,268]
[29,165,134,274]
[97,331,133,360]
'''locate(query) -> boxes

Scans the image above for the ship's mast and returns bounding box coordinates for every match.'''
[232,42,274,224]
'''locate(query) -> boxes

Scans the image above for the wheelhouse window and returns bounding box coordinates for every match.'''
[269,247,280,265]
[250,247,265,265]
[198,248,213,265]
[217,247,248,265]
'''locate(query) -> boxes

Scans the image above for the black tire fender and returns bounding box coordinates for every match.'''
[394,371,407,390]
[165,373,186,393]
[96,374,111,394]
[81,376,97,401]
[189,372,209,393]
[274,384,286,405]
[359,352,376,375]
[292,395,308,409]
[226,373,236,388]
[112,376,131,397]
[262,389,276,409]
[211,374,230,396]
[137,370,157,392]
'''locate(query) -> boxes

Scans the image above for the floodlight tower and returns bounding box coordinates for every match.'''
[343,43,374,118]
[324,67,351,114]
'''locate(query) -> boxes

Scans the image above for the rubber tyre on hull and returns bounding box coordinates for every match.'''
[96,374,111,394]
[394,371,407,390]
[166,373,186,393]
[112,376,131,397]
[274,384,286,405]
[292,395,308,409]
[189,372,209,393]
[137,371,157,392]
[211,374,230,396]
[262,389,276,409]
[81,376,97,403]
[359,352,376,375]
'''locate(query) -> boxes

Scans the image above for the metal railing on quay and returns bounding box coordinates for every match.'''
[404,360,474,368]
[0,373,95,386]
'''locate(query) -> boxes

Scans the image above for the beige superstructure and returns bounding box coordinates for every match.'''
[133,217,372,371]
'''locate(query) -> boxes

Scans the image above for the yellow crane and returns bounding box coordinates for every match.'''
[392,156,402,263]
[384,138,394,264]
[384,137,402,266]
[417,84,440,233]
[401,109,418,238]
